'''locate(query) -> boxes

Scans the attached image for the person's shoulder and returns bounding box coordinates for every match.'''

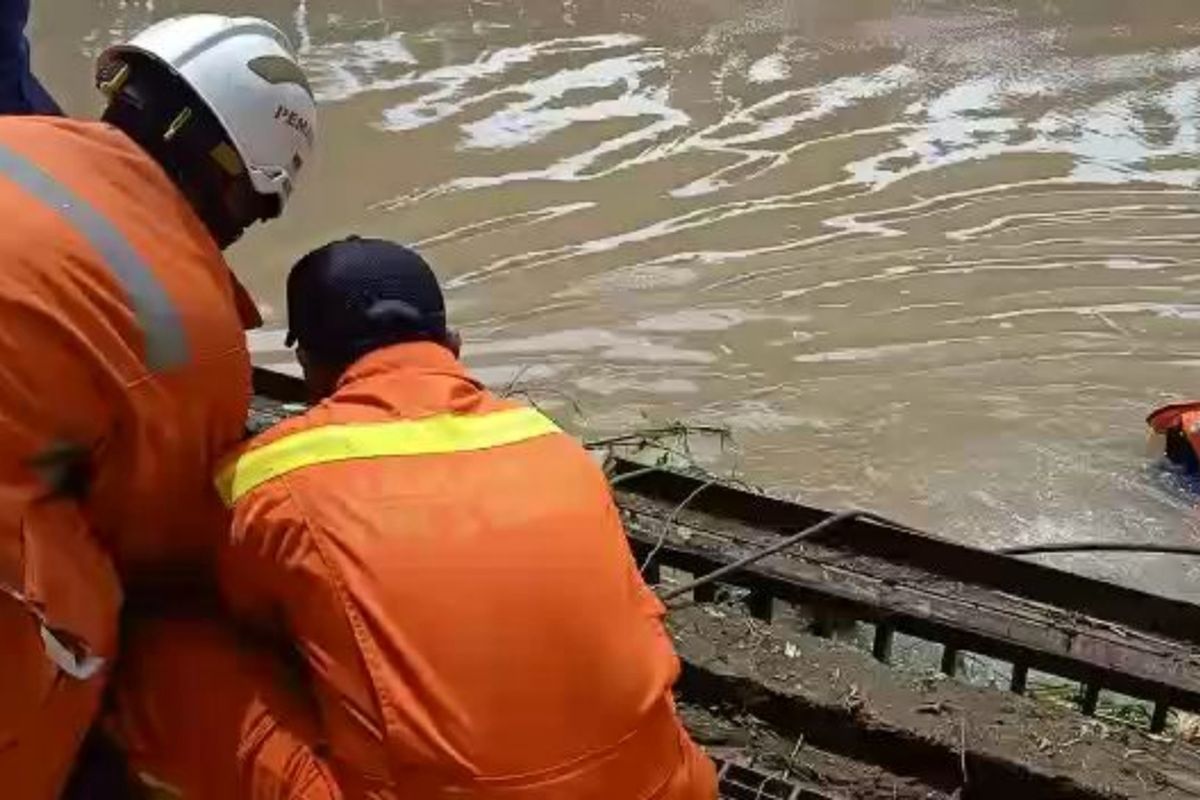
[0,117,153,187]
[0,116,108,143]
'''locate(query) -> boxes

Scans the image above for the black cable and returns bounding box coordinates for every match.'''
[1001,542,1200,558]
[658,513,1200,609]
[659,510,878,604]
[640,479,716,576]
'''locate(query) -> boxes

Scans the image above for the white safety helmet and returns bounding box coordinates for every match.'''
[98,14,316,211]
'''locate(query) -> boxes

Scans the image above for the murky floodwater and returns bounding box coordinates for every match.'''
[32,1,1200,596]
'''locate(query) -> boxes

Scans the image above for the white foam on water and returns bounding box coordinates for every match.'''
[380,33,645,131]
[469,328,716,364]
[303,32,420,103]
[460,52,671,150]
[748,52,789,84]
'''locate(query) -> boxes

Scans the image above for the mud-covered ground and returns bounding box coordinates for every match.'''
[669,600,1200,799]
[681,701,952,799]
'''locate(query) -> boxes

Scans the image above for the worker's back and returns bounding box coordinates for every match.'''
[220,342,715,798]
[0,116,250,577]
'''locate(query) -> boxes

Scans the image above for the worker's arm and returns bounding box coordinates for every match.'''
[218,483,305,647]
[0,0,61,115]
[0,301,119,673]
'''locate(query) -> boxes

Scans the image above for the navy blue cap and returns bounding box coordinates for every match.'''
[286,236,448,364]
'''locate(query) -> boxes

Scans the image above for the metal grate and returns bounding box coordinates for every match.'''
[714,758,840,800]
[611,457,1200,733]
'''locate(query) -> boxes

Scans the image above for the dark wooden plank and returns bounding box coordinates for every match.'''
[623,513,1200,711]
[609,458,1200,647]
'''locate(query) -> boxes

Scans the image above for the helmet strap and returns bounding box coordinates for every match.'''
[99,54,274,249]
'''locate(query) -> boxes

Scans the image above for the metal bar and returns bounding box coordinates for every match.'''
[659,510,864,603]
[941,646,959,677]
[872,624,894,663]
[713,758,809,800]
[1152,701,1171,734]
[1080,684,1101,716]
[1010,664,1029,695]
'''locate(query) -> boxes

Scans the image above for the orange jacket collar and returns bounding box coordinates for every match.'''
[337,342,465,389]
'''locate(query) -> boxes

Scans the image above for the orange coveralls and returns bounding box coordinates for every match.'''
[112,342,717,800]
[0,116,252,798]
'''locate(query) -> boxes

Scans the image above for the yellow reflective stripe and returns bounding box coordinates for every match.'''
[217,407,561,506]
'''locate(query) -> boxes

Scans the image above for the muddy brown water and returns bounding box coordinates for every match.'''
[31,1,1200,598]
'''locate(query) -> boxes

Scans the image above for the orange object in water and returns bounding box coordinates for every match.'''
[1147,400,1200,471]
[1146,401,1200,436]
[0,116,252,798]
[123,341,715,798]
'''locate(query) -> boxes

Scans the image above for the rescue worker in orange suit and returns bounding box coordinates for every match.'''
[1148,401,1200,477]
[0,15,316,799]
[109,237,719,800]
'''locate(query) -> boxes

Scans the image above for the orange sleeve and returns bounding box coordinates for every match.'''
[217,411,331,640]
[218,484,304,641]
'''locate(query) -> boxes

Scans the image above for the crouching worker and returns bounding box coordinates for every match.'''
[109,237,719,800]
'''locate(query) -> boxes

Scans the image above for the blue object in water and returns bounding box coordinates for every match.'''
[0,0,60,115]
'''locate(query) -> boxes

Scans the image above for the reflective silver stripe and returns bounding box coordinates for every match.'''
[0,142,189,371]
[40,624,105,680]
[0,582,105,680]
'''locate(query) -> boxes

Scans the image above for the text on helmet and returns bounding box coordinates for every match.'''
[275,105,315,148]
